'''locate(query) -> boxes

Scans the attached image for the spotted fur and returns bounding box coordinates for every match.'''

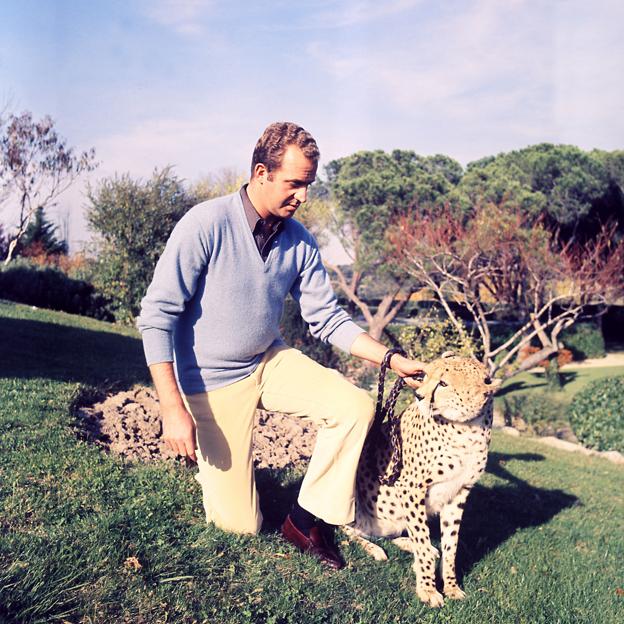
[344,354,500,607]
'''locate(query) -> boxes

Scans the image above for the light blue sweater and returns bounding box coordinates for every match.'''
[137,191,364,394]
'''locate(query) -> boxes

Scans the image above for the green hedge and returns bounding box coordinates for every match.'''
[568,376,623,452]
[0,261,111,320]
[502,392,567,426]
[561,322,606,360]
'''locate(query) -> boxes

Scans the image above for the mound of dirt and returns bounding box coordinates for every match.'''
[76,386,318,470]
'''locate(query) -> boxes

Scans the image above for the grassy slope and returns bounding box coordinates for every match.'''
[1,301,623,623]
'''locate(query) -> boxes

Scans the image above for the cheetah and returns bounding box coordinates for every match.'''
[343,353,501,607]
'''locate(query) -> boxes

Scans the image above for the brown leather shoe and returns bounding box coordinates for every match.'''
[281,515,345,570]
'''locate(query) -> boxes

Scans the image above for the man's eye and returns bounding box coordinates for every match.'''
[439,380,447,387]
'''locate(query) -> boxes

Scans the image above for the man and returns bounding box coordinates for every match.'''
[138,122,425,570]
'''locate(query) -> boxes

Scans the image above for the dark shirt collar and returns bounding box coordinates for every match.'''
[240,184,283,234]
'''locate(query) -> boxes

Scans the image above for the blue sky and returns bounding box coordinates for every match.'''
[1,0,623,253]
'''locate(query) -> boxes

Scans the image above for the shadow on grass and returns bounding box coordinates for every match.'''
[498,372,580,397]
[256,468,304,532]
[254,450,578,581]
[0,316,150,389]
[497,380,535,396]
[454,450,578,581]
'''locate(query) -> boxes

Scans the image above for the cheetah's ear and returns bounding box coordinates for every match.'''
[441,351,456,358]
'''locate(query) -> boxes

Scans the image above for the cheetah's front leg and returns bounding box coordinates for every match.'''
[439,486,471,600]
[399,484,444,608]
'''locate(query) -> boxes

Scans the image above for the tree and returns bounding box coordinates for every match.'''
[86,167,194,323]
[323,149,465,340]
[17,206,68,258]
[389,202,624,380]
[460,144,623,244]
[190,167,246,202]
[0,111,97,263]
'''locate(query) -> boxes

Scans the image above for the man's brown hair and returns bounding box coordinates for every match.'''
[251,122,320,177]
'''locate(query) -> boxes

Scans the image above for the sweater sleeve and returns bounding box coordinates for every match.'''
[136,209,210,365]
[289,233,364,354]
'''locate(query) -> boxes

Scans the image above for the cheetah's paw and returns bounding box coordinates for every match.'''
[416,587,445,608]
[444,585,466,601]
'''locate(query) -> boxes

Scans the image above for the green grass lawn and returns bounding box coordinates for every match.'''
[498,366,624,403]
[1,301,623,623]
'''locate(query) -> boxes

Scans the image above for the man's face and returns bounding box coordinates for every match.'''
[257,145,317,220]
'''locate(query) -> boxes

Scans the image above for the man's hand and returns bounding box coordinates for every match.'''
[388,353,427,389]
[349,333,427,388]
[148,361,198,463]
[161,404,197,462]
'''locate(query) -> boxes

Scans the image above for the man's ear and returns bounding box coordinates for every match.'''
[253,162,268,183]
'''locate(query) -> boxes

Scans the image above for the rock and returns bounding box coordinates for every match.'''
[501,426,520,437]
[511,417,527,432]
[492,408,506,429]
[537,436,596,456]
[600,451,624,465]
[555,426,579,444]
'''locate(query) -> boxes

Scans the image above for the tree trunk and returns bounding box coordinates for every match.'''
[367,318,385,342]
[544,354,563,390]
[3,238,18,265]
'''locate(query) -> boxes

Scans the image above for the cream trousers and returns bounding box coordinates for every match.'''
[182,345,374,534]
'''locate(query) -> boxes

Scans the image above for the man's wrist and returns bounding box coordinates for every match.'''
[160,398,187,412]
[383,348,405,372]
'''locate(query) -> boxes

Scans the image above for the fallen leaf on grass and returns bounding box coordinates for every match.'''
[124,556,142,571]
[616,588,624,596]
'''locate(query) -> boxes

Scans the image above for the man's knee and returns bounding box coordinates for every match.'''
[335,386,375,430]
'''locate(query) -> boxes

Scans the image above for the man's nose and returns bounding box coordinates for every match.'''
[294,186,308,204]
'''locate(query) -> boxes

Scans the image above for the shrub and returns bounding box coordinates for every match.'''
[0,259,111,320]
[279,298,340,369]
[390,317,477,362]
[568,376,624,452]
[502,392,567,426]
[86,168,195,323]
[561,323,606,360]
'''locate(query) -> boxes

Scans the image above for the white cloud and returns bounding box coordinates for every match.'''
[308,0,624,161]
[141,0,214,36]
[94,115,251,180]
[311,0,550,113]
[309,0,424,28]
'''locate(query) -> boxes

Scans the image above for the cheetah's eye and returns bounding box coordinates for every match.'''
[439,380,447,387]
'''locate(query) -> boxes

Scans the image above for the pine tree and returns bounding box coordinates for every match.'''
[18,207,68,257]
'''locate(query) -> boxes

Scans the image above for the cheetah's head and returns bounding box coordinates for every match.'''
[416,353,501,423]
